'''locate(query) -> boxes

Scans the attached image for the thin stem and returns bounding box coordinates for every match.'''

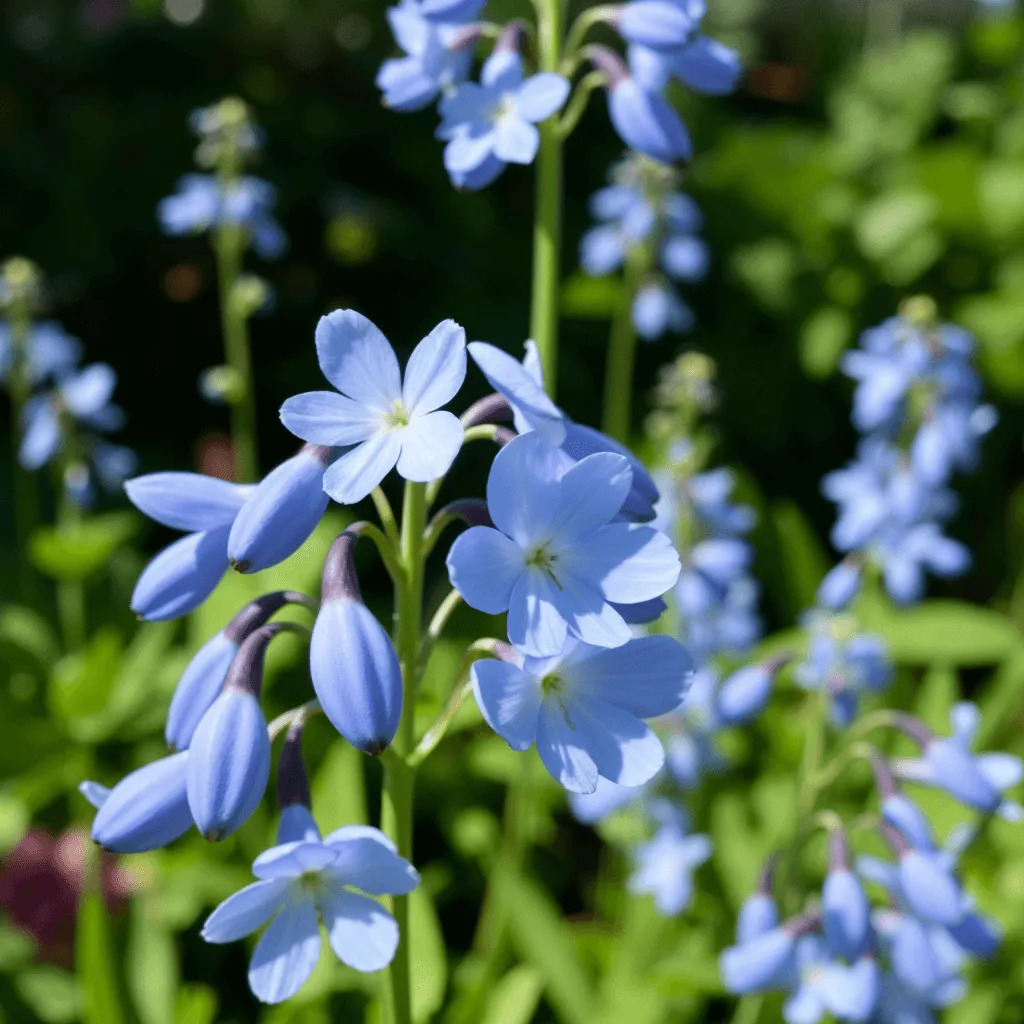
[372,486,401,549]
[424,425,499,507]
[555,71,607,139]
[56,489,86,652]
[409,678,472,768]
[561,4,618,72]
[601,246,647,443]
[214,224,258,482]
[420,588,464,664]
[7,296,39,570]
[268,699,322,741]
[358,520,405,586]
[729,995,765,1024]
[530,0,566,396]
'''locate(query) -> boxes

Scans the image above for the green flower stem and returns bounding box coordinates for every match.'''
[214,224,258,483]
[530,0,566,396]
[372,486,402,549]
[381,480,428,1024]
[555,70,607,140]
[7,296,39,565]
[561,3,618,71]
[601,246,648,443]
[56,490,87,652]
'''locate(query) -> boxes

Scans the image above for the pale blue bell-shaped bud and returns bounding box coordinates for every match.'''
[228,445,333,573]
[165,591,309,751]
[715,662,778,726]
[90,752,192,853]
[822,830,870,961]
[311,531,403,754]
[186,625,279,840]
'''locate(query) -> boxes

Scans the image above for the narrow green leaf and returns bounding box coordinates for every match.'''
[77,883,127,1024]
[15,967,81,1023]
[30,513,138,582]
[913,663,958,732]
[127,893,179,1024]
[411,887,448,1024]
[0,604,61,670]
[481,966,543,1024]
[174,986,218,1024]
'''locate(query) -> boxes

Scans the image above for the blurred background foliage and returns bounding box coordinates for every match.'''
[1,0,1024,1022]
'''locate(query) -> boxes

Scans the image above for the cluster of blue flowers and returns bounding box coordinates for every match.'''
[818,301,995,609]
[377,0,741,186]
[580,153,709,340]
[83,309,696,1002]
[0,260,135,506]
[158,98,286,260]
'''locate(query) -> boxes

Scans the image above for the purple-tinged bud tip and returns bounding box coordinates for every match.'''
[494,20,525,53]
[277,721,311,812]
[585,44,629,87]
[461,393,514,428]
[494,426,517,447]
[321,530,364,604]
[438,498,493,529]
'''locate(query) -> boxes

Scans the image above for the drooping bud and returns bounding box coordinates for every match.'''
[311,531,402,755]
[276,720,321,845]
[228,445,333,573]
[720,928,796,995]
[822,828,870,961]
[186,625,280,840]
[460,393,514,430]
[817,560,862,609]
[736,857,779,943]
[90,752,193,853]
[715,661,781,726]
[166,591,311,751]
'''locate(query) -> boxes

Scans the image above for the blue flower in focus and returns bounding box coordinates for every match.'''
[202,820,419,1003]
[447,432,681,656]
[158,174,287,259]
[794,612,892,727]
[280,310,466,504]
[471,634,691,792]
[893,702,1024,821]
[437,50,570,190]
[377,0,475,111]
[629,802,711,915]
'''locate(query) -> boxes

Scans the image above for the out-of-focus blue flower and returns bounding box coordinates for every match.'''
[377,0,475,111]
[893,702,1024,820]
[794,613,892,727]
[127,472,252,620]
[158,175,287,259]
[0,320,82,387]
[447,432,680,657]
[568,774,647,824]
[280,310,466,505]
[628,803,711,915]
[633,281,694,340]
[661,667,728,787]
[783,938,879,1023]
[437,50,570,190]
[721,926,797,995]
[607,77,693,164]
[420,0,488,20]
[822,867,871,963]
[202,821,418,1003]
[472,634,691,793]
[715,662,780,727]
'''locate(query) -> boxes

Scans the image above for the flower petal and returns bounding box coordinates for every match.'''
[493,116,539,164]
[202,880,290,943]
[125,473,250,531]
[321,890,399,972]
[507,571,568,658]
[322,434,402,505]
[247,897,321,1004]
[315,310,401,412]
[535,699,600,793]
[515,73,571,122]
[472,659,542,751]
[566,523,680,603]
[253,841,340,879]
[550,452,633,541]
[446,526,524,614]
[396,410,463,482]
[130,526,231,621]
[401,319,467,414]
[553,572,633,649]
[487,431,568,546]
[323,831,419,896]
[279,391,381,446]
[566,696,665,787]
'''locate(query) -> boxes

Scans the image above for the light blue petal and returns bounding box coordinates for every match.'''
[565,522,681,603]
[125,473,250,531]
[552,572,634,649]
[311,598,403,754]
[467,341,565,445]
[567,635,691,717]
[493,115,539,164]
[321,432,402,504]
[608,81,693,164]
[278,804,322,845]
[580,225,626,276]
[674,35,742,95]
[536,698,600,793]
[715,664,774,727]
[566,696,665,787]
[515,73,571,121]
[253,841,339,879]
[19,399,61,469]
[481,49,523,91]
[396,410,464,482]
[248,897,321,1004]
[898,852,965,926]
[949,701,980,744]
[627,43,672,91]
[228,448,331,573]
[165,631,238,751]
[720,930,795,994]
[279,391,380,446]
[568,775,643,824]
[61,363,117,416]
[446,526,524,614]
[618,0,702,48]
[486,432,568,546]
[550,452,633,541]
[323,831,419,896]
[661,235,709,281]
[377,58,440,112]
[822,869,870,961]
[314,310,401,412]
[186,690,271,840]
[401,318,467,414]
[820,958,879,1022]
[737,894,779,943]
[201,879,290,942]
[79,780,110,809]
[507,571,569,658]
[472,659,542,751]
[782,980,824,1024]
[445,128,497,174]
[978,752,1023,791]
[947,911,1000,958]
[882,794,934,851]
[130,525,231,621]
[321,889,399,972]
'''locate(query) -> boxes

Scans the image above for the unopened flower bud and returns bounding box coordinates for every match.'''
[822,829,870,960]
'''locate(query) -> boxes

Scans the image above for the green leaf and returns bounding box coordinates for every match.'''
[560,273,624,319]
[77,885,127,1024]
[944,984,1002,1024]
[855,190,937,261]
[411,887,448,1024]
[799,307,852,378]
[0,605,60,671]
[311,741,367,834]
[0,921,36,969]
[49,627,124,723]
[731,238,798,312]
[174,986,218,1024]
[29,513,138,582]
[978,160,1024,239]
[127,893,179,1024]
[480,966,543,1024]
[770,501,831,618]
[858,599,1023,666]
[495,863,595,1024]
[913,663,958,732]
[14,967,81,1024]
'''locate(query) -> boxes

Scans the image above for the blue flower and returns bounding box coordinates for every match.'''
[893,703,1023,820]
[822,868,871,963]
[280,310,466,504]
[783,938,879,1023]
[438,50,569,189]
[158,175,286,259]
[568,774,647,824]
[420,0,489,20]
[721,926,797,995]
[471,634,691,793]
[617,0,705,50]
[0,319,82,387]
[166,631,239,752]
[661,667,728,787]
[202,821,419,1003]
[628,803,711,915]
[87,752,193,853]
[608,77,692,164]
[715,662,778,727]
[126,472,252,620]
[377,0,474,112]
[633,281,694,339]
[447,432,681,656]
